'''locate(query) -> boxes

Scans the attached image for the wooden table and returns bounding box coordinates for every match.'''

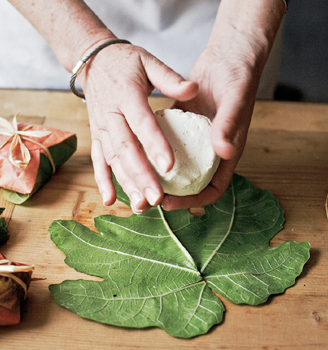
[0,89,327,349]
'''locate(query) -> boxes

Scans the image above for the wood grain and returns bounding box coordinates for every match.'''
[0,89,327,349]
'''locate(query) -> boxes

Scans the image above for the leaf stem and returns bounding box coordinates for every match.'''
[200,180,236,274]
[158,206,198,271]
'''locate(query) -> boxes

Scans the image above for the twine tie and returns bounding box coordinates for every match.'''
[0,114,55,173]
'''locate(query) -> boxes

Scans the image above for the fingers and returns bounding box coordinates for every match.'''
[90,106,165,213]
[109,154,151,214]
[161,85,255,211]
[120,90,174,175]
[91,137,116,206]
[161,158,237,211]
[143,55,199,101]
[91,129,153,213]
[211,89,255,161]
[109,114,164,206]
[160,97,250,211]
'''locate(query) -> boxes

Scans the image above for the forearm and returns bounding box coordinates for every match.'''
[8,0,116,72]
[210,0,286,71]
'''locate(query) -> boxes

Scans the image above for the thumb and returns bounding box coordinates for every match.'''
[211,94,254,161]
[143,55,199,101]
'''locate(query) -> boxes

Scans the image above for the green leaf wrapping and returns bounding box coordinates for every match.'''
[2,135,77,204]
[0,208,9,246]
[49,174,310,338]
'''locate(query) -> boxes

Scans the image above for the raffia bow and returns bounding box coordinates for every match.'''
[0,114,56,173]
[0,259,34,299]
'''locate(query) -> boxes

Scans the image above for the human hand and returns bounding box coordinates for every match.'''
[78,41,198,213]
[161,25,282,210]
[160,0,285,211]
[161,47,257,210]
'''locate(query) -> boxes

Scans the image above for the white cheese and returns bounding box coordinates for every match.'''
[147,109,220,196]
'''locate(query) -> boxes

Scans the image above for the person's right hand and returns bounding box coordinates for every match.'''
[77,40,198,213]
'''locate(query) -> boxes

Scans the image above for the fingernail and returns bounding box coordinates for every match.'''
[131,192,143,210]
[179,80,197,90]
[156,154,170,174]
[102,192,110,206]
[161,197,172,211]
[145,188,161,206]
[132,207,144,215]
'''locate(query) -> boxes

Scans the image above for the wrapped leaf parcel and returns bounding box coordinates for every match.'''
[0,208,9,246]
[0,253,34,325]
[0,209,36,325]
[0,115,77,204]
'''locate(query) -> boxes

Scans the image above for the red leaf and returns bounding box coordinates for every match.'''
[0,252,33,325]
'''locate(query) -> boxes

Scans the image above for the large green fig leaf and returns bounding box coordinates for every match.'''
[49,174,310,338]
[49,208,224,338]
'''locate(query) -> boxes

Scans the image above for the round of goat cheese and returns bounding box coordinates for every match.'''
[148,109,220,196]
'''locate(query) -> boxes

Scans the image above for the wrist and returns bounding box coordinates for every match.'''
[66,30,117,73]
[209,0,285,69]
[70,39,132,99]
[8,0,117,73]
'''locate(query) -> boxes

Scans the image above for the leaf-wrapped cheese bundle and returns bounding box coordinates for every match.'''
[0,117,77,204]
[0,208,9,246]
[0,253,34,326]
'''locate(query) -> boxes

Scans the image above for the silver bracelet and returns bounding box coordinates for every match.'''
[70,39,132,100]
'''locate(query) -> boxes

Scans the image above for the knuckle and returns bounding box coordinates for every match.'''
[131,171,147,186]
[114,140,133,158]
[104,152,116,166]
[161,69,178,86]
[131,117,153,138]
[232,131,247,155]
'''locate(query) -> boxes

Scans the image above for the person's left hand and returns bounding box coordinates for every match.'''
[160,0,286,211]
[161,42,263,210]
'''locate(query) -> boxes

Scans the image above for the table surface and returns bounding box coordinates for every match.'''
[0,89,327,350]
